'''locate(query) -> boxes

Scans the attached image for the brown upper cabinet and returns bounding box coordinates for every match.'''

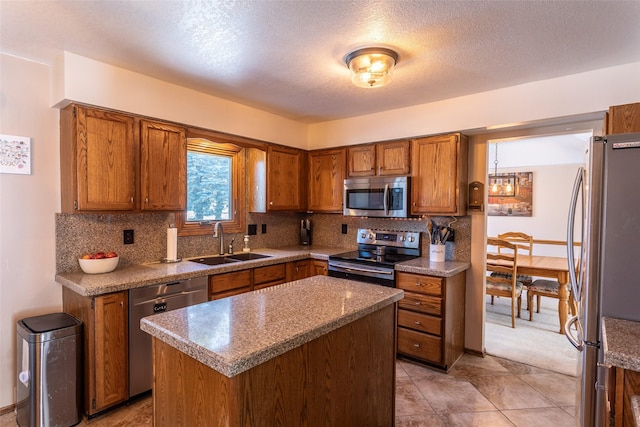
[60,105,137,213]
[410,133,468,216]
[607,102,640,134]
[266,145,307,211]
[308,148,346,212]
[347,140,410,177]
[140,120,187,211]
[60,105,187,213]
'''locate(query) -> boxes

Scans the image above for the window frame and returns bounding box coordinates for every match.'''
[177,138,246,236]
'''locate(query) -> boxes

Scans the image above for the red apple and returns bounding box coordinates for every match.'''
[92,252,106,259]
[105,251,118,258]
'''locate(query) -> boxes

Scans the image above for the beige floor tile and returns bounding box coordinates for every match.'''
[443,410,517,426]
[468,374,553,410]
[502,407,577,427]
[397,361,409,379]
[398,358,449,380]
[413,377,497,414]
[396,377,435,417]
[395,413,448,427]
[561,405,577,418]
[518,372,577,406]
[448,354,511,378]
[493,356,559,376]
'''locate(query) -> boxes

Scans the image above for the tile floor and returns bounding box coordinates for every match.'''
[0,354,577,427]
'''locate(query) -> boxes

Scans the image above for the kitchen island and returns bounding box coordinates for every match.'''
[140,275,403,426]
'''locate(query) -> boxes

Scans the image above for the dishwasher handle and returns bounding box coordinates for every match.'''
[132,289,206,307]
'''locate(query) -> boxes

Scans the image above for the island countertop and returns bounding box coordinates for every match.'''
[602,316,640,372]
[140,275,403,378]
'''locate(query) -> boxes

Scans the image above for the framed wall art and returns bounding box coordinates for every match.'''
[487,172,533,216]
[1,134,31,175]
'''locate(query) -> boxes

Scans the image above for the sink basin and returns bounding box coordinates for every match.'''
[189,256,241,266]
[226,253,271,261]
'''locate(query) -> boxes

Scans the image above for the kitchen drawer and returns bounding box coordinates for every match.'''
[211,286,251,300]
[254,263,286,286]
[399,292,442,316]
[209,270,252,293]
[397,272,443,296]
[398,309,441,336]
[398,327,442,364]
[254,279,286,291]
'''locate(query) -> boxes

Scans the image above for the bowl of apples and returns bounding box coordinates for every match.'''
[78,251,119,274]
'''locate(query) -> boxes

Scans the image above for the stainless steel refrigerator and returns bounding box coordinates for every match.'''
[566,132,640,427]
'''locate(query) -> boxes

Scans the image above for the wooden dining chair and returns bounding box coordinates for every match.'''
[486,238,523,328]
[527,277,578,320]
[490,232,534,307]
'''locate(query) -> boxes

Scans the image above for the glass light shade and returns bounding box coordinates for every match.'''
[345,48,398,88]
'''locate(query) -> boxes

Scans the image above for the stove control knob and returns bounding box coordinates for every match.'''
[408,236,415,242]
[400,236,406,241]
[368,233,374,240]
[360,232,366,239]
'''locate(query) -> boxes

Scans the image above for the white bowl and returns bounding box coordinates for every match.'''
[78,256,119,274]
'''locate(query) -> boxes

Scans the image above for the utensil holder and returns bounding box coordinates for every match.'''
[430,244,445,263]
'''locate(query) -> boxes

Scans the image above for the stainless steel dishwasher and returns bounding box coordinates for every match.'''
[129,276,208,397]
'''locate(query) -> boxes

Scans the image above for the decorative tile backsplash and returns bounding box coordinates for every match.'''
[56,212,471,273]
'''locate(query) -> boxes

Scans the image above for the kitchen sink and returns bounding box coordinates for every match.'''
[226,253,271,261]
[189,256,241,266]
[188,253,271,265]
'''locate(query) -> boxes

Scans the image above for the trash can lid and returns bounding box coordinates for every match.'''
[21,312,81,333]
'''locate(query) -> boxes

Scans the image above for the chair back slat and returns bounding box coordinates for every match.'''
[497,232,533,256]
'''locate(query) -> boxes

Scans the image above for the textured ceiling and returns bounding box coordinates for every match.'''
[2,1,639,123]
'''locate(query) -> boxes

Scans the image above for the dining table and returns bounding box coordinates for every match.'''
[514,254,574,334]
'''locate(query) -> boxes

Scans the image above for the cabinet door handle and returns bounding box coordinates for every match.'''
[414,321,422,325]
[414,302,421,306]
[415,281,423,287]
[145,197,149,204]
[269,201,273,206]
[130,197,134,203]
[413,343,420,348]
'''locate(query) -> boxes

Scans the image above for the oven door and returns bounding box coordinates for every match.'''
[328,259,395,287]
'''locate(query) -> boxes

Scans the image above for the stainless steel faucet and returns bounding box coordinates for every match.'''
[213,222,224,255]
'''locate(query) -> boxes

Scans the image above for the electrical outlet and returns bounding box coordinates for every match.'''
[248,224,257,235]
[124,229,134,245]
[446,230,455,242]
[341,224,348,234]
[261,224,267,234]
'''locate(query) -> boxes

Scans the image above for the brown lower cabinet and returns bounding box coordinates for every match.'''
[396,271,466,371]
[62,288,128,416]
[253,263,287,290]
[607,367,640,427]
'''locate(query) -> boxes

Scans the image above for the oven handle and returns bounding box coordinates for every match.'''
[329,264,394,276]
[383,184,389,216]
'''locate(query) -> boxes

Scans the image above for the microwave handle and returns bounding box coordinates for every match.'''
[383,184,389,215]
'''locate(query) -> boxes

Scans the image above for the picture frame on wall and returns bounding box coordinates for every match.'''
[1,134,31,175]
[487,172,533,216]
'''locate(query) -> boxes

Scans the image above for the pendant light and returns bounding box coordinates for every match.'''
[489,143,516,197]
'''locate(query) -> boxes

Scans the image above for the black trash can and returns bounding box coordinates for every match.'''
[16,312,82,427]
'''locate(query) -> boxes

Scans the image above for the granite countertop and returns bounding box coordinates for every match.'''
[602,317,640,372]
[140,275,404,377]
[55,245,471,297]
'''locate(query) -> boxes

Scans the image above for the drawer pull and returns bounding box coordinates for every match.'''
[414,302,421,305]
[413,343,420,348]
[414,321,422,325]
[415,281,423,287]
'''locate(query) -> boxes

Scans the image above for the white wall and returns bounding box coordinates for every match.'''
[487,164,583,257]
[0,51,637,408]
[0,54,61,407]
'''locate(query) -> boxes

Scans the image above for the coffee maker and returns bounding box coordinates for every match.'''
[300,219,312,245]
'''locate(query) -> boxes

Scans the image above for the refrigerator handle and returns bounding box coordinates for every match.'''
[567,167,583,302]
[565,315,583,350]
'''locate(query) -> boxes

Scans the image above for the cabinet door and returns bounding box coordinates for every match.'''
[311,260,328,276]
[411,133,468,215]
[608,102,640,134]
[347,144,376,177]
[74,107,137,211]
[287,260,310,281]
[267,145,305,210]
[209,270,252,297]
[93,292,128,412]
[308,148,345,212]
[140,120,187,210]
[377,140,410,176]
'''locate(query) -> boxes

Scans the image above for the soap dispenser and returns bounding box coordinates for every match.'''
[243,235,251,252]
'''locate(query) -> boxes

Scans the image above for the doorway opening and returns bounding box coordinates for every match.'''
[483,130,589,376]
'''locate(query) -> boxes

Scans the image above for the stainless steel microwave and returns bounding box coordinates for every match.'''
[343,176,410,218]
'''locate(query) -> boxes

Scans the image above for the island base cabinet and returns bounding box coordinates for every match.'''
[152,304,397,426]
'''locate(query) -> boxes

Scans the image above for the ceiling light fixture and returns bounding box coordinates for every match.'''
[345,47,399,88]
[489,143,516,197]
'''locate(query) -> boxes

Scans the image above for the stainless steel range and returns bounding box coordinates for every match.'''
[328,229,421,287]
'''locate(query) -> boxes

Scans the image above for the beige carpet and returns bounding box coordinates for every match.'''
[485,295,578,377]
